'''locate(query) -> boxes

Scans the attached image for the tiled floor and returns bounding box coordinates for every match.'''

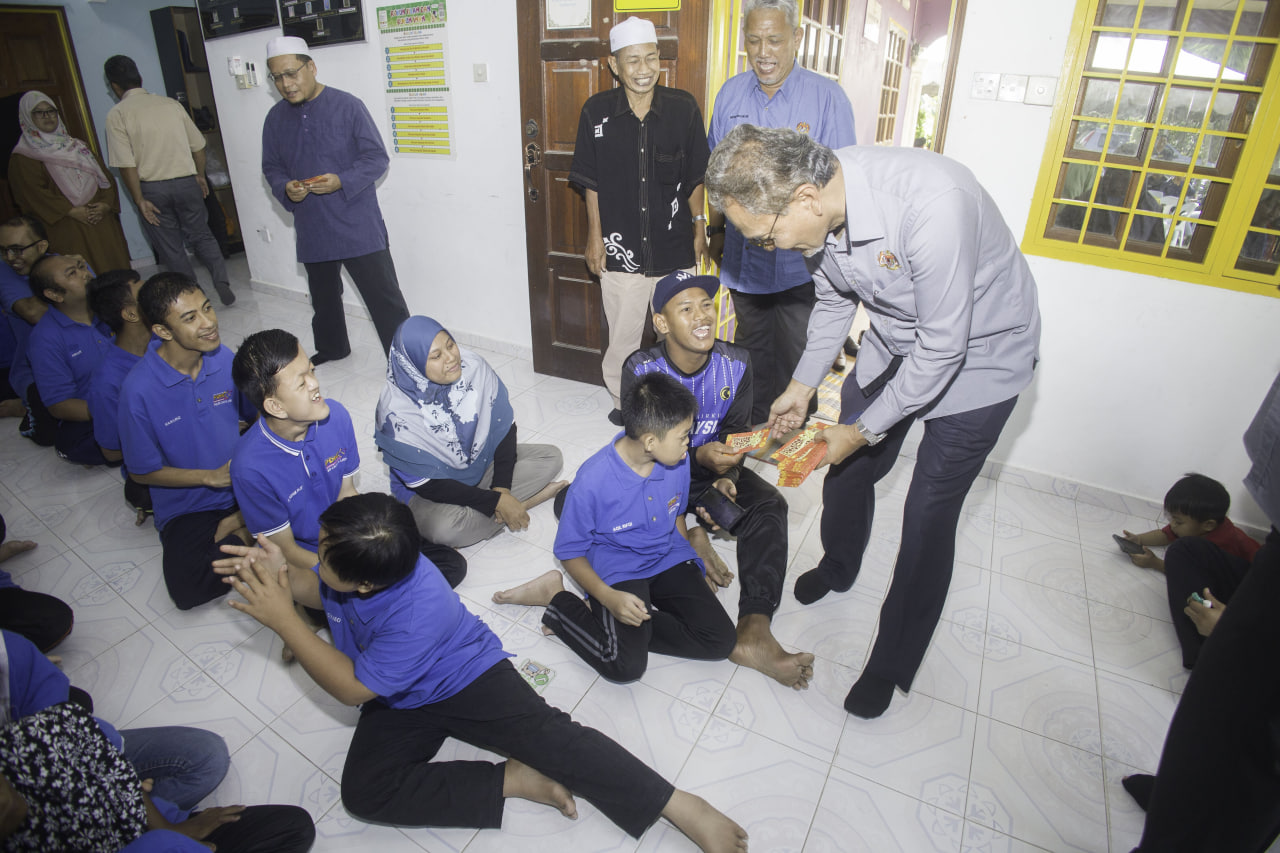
[0,264,1194,852]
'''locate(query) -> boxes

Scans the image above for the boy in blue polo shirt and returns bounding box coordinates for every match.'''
[230,329,466,592]
[25,253,113,464]
[87,269,152,520]
[217,492,746,851]
[496,372,736,683]
[119,272,252,610]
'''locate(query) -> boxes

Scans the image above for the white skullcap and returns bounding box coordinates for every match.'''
[610,16,658,53]
[267,36,311,59]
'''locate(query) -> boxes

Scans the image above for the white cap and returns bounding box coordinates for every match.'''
[609,16,658,53]
[267,36,311,60]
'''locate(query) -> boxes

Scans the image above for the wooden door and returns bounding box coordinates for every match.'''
[0,6,99,223]
[517,1,709,385]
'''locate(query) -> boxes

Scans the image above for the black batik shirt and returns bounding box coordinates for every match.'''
[569,85,710,276]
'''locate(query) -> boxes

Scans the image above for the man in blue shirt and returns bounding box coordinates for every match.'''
[217,493,746,851]
[119,272,252,610]
[231,329,466,591]
[623,271,813,690]
[26,253,113,464]
[261,36,409,363]
[0,216,52,437]
[706,0,857,424]
[87,269,153,519]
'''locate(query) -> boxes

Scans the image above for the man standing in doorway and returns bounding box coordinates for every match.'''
[569,16,711,424]
[707,125,1041,719]
[262,36,410,364]
[706,0,856,424]
[103,55,235,307]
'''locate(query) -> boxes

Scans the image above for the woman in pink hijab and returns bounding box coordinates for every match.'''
[8,91,130,273]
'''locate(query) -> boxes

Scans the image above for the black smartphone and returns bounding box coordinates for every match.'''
[695,485,746,533]
[1113,534,1146,556]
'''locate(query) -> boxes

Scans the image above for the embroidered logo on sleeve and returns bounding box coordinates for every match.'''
[877,250,901,270]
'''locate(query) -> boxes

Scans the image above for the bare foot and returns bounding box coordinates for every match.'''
[0,539,37,564]
[493,569,565,606]
[134,507,149,527]
[730,614,815,690]
[662,789,748,853]
[687,526,733,589]
[523,480,569,511]
[0,399,25,418]
[503,758,577,819]
[213,511,246,543]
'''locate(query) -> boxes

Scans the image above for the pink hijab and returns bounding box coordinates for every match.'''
[12,91,109,207]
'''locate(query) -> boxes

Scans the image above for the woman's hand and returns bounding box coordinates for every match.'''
[494,488,530,531]
[68,205,97,226]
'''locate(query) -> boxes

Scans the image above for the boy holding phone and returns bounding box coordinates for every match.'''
[1117,472,1260,668]
[624,272,814,690]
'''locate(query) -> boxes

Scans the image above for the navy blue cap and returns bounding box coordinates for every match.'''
[652,271,720,313]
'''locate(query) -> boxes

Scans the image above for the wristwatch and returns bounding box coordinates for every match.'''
[705,224,725,236]
[853,418,886,446]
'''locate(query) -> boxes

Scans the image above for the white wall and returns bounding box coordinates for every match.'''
[945,0,1280,528]
[199,0,530,349]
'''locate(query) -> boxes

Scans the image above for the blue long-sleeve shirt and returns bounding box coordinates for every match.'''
[261,85,391,264]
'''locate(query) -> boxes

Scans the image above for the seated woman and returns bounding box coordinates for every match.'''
[376,316,566,549]
[8,91,130,274]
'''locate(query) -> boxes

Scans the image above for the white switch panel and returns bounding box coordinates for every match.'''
[998,74,1028,102]
[1024,75,1059,106]
[473,63,489,83]
[971,72,1000,100]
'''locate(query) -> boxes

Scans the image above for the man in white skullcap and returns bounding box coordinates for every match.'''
[261,36,409,364]
[567,16,710,423]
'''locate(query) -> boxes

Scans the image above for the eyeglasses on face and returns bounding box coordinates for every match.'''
[1,240,42,258]
[32,108,59,119]
[269,65,307,84]
[747,212,781,251]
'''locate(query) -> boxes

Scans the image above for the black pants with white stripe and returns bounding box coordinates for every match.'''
[543,559,736,683]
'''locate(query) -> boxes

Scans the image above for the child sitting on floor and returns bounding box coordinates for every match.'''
[494,372,737,683]
[1118,472,1260,668]
[215,492,747,852]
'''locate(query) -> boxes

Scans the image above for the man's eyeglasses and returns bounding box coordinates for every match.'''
[1,240,42,259]
[268,65,307,84]
[32,108,59,119]
[747,212,781,251]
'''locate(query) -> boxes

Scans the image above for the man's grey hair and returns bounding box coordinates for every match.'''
[743,0,800,30]
[705,124,838,216]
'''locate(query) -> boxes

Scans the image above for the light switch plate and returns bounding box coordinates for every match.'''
[971,72,999,100]
[998,74,1028,102]
[1024,75,1059,106]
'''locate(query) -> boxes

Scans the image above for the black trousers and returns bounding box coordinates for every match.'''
[1163,536,1251,669]
[340,659,673,836]
[730,283,818,425]
[691,465,787,619]
[24,383,104,464]
[158,507,240,610]
[419,537,467,589]
[0,514,74,651]
[817,376,1018,690]
[543,559,736,683]
[303,248,410,358]
[1135,528,1280,852]
[198,803,316,853]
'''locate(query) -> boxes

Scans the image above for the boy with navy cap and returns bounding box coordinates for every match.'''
[495,372,736,683]
[118,272,252,610]
[623,270,814,689]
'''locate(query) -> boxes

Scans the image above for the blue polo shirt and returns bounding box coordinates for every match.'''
[0,261,37,399]
[232,401,360,550]
[320,555,510,709]
[708,66,857,295]
[26,307,113,407]
[89,344,143,454]
[553,435,700,586]
[118,341,248,530]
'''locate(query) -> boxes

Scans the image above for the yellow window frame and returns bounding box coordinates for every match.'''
[1022,0,1280,298]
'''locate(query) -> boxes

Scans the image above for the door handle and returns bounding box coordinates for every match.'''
[523,141,542,202]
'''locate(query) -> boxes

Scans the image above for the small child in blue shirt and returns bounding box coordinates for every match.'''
[216,492,746,852]
[495,372,737,683]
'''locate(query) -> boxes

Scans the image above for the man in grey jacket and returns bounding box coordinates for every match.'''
[706,124,1042,718]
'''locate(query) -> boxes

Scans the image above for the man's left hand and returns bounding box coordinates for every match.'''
[693,227,710,272]
[305,173,342,195]
[695,441,740,475]
[816,424,866,467]
[195,175,210,198]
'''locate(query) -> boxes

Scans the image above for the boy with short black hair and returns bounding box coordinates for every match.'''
[217,493,747,852]
[119,272,252,610]
[1119,472,1260,668]
[230,329,465,591]
[623,270,814,689]
[25,253,112,464]
[87,268,152,518]
[496,372,737,683]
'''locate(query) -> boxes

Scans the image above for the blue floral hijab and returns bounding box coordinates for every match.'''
[374,316,513,486]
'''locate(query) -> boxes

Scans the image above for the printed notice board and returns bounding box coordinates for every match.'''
[378,2,454,159]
